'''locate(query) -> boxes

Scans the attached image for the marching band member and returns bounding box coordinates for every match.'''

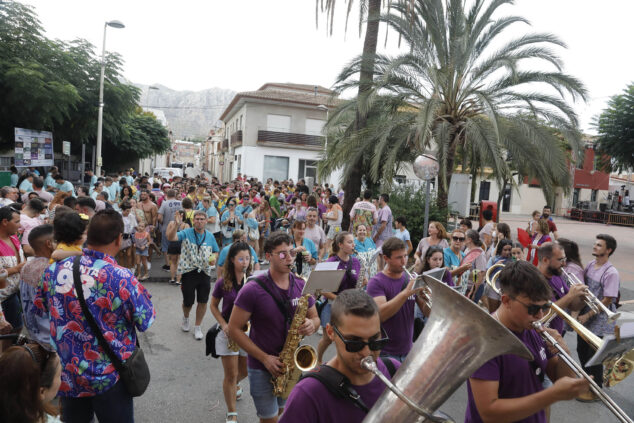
[316,231,361,364]
[210,242,252,423]
[366,237,426,362]
[228,232,319,423]
[280,290,398,423]
[577,234,620,400]
[536,242,586,335]
[466,261,588,423]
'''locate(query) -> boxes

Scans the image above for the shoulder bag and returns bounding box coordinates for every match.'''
[72,256,150,397]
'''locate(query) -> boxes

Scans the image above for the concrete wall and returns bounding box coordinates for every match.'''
[233,145,342,187]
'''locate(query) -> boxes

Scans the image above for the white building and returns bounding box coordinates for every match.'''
[218,82,342,185]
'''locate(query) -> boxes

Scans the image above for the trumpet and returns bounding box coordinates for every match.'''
[403,266,432,309]
[560,267,621,323]
[485,264,634,421]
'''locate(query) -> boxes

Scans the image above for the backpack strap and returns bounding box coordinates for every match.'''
[300,365,369,413]
[253,277,291,326]
[380,357,397,378]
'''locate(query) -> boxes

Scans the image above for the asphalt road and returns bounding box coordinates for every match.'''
[134,216,634,422]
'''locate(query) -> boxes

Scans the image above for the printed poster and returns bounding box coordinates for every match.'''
[14,127,54,167]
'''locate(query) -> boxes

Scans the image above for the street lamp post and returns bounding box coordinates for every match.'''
[413,154,440,238]
[95,20,125,176]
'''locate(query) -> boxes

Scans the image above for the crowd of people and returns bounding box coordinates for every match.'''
[0,165,626,423]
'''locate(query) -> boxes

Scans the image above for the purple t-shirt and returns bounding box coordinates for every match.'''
[326,255,361,293]
[211,278,240,319]
[375,205,393,242]
[366,272,415,356]
[279,358,400,423]
[465,328,554,423]
[233,271,316,371]
[548,275,569,335]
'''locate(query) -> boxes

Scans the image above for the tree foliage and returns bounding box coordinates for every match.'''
[320,0,587,211]
[0,3,169,167]
[595,83,634,172]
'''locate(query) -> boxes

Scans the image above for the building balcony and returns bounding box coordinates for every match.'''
[257,130,323,150]
[230,130,243,147]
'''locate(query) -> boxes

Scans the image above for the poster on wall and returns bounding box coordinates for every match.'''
[14,127,55,167]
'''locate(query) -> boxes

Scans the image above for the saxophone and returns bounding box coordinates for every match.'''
[271,293,317,399]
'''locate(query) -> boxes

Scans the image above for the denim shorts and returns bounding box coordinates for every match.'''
[320,303,331,328]
[248,367,286,419]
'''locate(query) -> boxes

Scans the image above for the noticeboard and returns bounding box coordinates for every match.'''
[14,127,54,167]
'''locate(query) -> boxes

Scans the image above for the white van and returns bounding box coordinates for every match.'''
[154,167,183,179]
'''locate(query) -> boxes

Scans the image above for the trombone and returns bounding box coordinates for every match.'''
[560,267,621,322]
[485,265,634,423]
[403,266,432,309]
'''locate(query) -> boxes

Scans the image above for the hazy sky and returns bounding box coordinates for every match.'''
[20,0,634,133]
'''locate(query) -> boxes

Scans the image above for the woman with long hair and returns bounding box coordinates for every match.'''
[120,185,134,203]
[47,191,69,223]
[0,343,62,423]
[461,229,487,302]
[414,221,449,273]
[209,242,252,423]
[290,220,318,279]
[527,218,551,265]
[316,231,360,363]
[323,195,342,255]
[486,222,511,264]
[165,210,190,286]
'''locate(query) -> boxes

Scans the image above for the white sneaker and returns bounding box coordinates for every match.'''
[181,317,190,332]
[194,326,203,340]
[317,326,323,336]
[147,262,152,270]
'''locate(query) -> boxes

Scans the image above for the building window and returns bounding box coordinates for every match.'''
[305,119,325,136]
[267,114,291,133]
[573,188,580,207]
[264,155,289,181]
[478,181,490,201]
[591,189,598,202]
[239,115,243,131]
[298,159,317,180]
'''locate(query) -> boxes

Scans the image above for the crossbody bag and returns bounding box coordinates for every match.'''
[72,256,150,397]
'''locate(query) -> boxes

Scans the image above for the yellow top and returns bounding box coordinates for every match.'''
[50,242,83,264]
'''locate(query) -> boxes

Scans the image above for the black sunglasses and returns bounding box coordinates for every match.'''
[511,297,552,316]
[452,236,465,241]
[332,325,389,353]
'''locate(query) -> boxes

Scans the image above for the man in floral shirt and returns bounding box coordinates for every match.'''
[35,209,155,423]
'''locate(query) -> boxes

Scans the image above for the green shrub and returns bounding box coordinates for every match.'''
[387,185,448,248]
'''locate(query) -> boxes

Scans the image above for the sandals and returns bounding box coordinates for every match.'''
[226,412,238,422]
[236,384,243,401]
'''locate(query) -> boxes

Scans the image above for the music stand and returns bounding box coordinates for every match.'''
[302,269,345,296]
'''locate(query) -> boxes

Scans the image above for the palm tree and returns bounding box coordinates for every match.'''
[317,0,413,229]
[322,0,587,211]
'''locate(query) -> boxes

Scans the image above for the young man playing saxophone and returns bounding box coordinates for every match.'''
[229,231,320,423]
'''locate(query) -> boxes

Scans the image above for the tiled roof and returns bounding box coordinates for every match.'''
[220,83,340,121]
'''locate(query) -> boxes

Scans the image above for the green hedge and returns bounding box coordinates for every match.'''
[387,185,448,248]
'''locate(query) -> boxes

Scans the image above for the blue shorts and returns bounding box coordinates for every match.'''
[136,248,148,257]
[1,293,23,331]
[320,303,331,328]
[248,367,286,419]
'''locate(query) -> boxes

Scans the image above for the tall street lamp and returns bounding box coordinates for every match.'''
[95,20,125,176]
[413,154,439,238]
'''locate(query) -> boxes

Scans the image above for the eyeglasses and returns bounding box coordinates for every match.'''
[332,325,389,353]
[452,236,465,241]
[275,249,297,260]
[555,256,567,263]
[511,297,552,316]
[228,203,236,207]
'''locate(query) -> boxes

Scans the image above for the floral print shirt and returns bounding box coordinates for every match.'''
[35,249,155,397]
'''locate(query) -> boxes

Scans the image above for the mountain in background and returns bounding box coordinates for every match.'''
[133,83,236,139]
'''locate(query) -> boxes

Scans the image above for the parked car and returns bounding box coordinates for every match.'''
[154,167,183,179]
